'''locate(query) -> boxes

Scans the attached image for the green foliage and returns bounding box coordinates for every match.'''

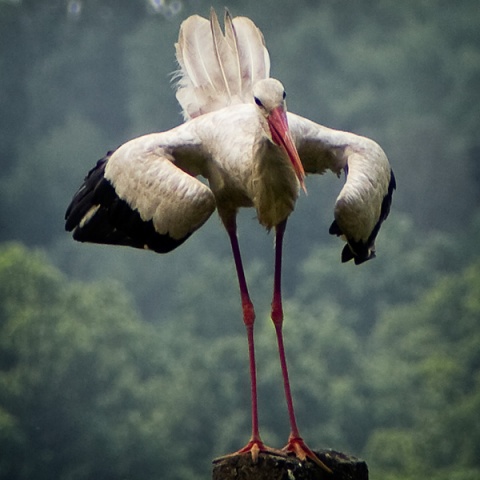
[1,223,480,479]
[1,1,480,479]
[364,259,480,479]
[2,0,480,245]
[0,243,184,479]
[1,113,107,245]
[267,0,480,229]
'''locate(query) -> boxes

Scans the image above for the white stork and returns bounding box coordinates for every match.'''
[65,9,395,472]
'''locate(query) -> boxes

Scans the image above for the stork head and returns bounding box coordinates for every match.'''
[253,79,306,192]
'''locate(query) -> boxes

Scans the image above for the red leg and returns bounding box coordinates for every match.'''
[219,216,279,462]
[271,220,332,473]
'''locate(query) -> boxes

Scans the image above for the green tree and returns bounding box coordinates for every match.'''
[0,243,188,479]
[0,242,270,480]
[364,260,480,480]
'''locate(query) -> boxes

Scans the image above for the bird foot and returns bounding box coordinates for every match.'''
[282,436,333,473]
[213,438,287,465]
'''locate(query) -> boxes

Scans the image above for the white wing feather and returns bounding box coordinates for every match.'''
[288,113,393,243]
[104,127,216,240]
[223,10,243,95]
[175,8,270,119]
[175,15,219,119]
[210,9,238,99]
[231,15,270,93]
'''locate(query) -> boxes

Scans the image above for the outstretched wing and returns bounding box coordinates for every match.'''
[65,126,216,254]
[288,113,396,264]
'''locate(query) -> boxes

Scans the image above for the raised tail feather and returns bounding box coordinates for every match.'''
[175,8,270,119]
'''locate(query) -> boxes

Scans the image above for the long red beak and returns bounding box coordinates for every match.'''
[267,106,306,193]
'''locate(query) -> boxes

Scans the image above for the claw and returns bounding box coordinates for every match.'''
[213,438,287,465]
[282,436,333,473]
[214,436,333,474]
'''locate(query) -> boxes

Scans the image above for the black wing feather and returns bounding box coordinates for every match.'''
[329,169,396,265]
[65,153,190,253]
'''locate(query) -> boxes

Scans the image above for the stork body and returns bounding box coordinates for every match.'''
[66,9,395,472]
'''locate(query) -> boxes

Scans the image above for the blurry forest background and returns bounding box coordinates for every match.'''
[1,0,480,479]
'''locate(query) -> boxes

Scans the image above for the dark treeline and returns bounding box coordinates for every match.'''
[0,1,479,479]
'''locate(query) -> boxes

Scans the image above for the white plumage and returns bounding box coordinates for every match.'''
[65,8,395,470]
[175,9,270,118]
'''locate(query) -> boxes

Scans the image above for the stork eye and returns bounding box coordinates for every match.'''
[254,96,263,107]
[283,90,286,100]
